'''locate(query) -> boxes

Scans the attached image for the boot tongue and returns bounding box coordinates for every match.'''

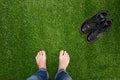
[97,13,106,22]
[98,14,105,21]
[100,15,104,19]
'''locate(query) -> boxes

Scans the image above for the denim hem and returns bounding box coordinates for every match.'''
[39,68,47,71]
[58,69,66,74]
[55,69,66,79]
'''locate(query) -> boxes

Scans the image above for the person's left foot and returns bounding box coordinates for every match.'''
[35,50,47,69]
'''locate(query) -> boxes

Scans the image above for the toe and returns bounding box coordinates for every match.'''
[60,50,64,56]
[37,51,41,56]
[36,51,41,59]
[67,54,70,60]
[66,52,69,56]
[66,52,70,58]
[35,56,37,60]
[64,51,67,55]
[39,51,43,56]
[42,50,45,53]
[42,50,46,56]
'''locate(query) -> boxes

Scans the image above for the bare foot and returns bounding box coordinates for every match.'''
[35,50,46,69]
[58,50,70,71]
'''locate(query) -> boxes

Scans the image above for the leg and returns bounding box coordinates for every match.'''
[55,50,72,80]
[27,50,49,80]
[27,68,49,80]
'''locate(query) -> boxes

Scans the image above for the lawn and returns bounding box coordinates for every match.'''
[0,0,120,80]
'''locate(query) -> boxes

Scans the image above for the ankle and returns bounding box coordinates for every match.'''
[58,67,66,71]
[58,68,66,72]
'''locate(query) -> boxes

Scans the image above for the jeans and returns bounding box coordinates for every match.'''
[27,68,72,80]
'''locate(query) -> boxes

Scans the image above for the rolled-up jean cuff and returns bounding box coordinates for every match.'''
[27,68,48,80]
[39,68,47,71]
[57,69,66,74]
[55,69,67,79]
[36,68,49,80]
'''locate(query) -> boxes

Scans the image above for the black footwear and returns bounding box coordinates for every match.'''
[87,19,112,42]
[81,11,108,34]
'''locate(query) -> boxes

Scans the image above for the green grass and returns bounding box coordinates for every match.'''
[0,0,120,80]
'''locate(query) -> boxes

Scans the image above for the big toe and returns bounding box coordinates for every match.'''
[60,50,64,56]
[41,50,46,56]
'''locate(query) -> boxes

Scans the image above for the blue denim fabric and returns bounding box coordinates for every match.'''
[27,68,49,80]
[27,69,72,80]
[55,69,72,80]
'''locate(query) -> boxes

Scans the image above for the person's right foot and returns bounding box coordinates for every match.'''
[81,11,108,34]
[58,50,70,71]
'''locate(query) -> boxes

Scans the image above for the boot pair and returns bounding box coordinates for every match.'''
[81,11,113,42]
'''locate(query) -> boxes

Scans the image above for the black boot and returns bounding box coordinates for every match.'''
[87,19,112,42]
[81,11,108,34]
